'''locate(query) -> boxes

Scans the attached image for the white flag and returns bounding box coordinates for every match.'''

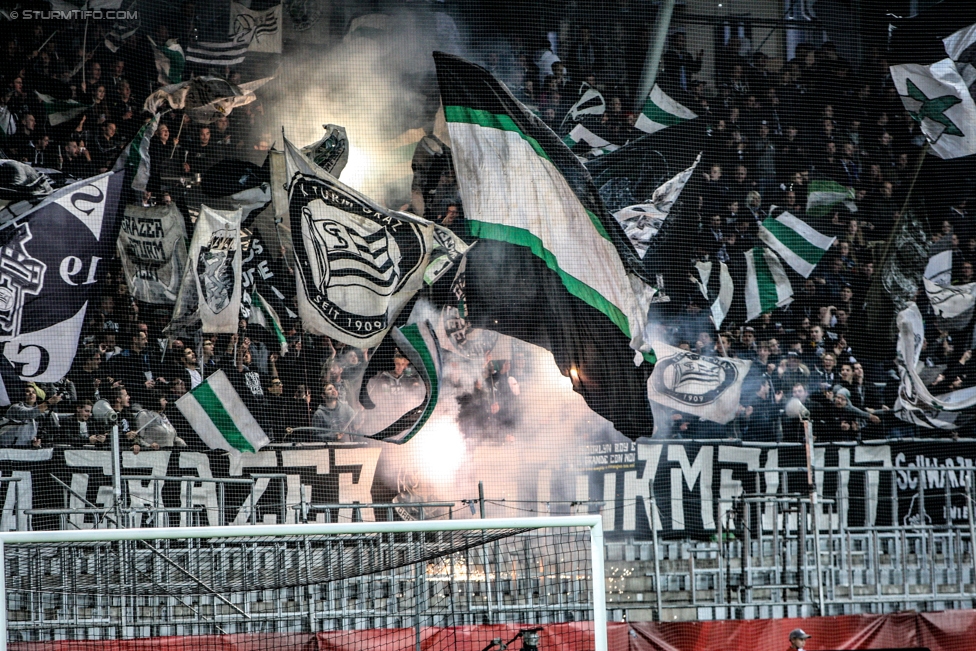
[744,247,793,322]
[896,303,976,413]
[285,136,452,348]
[173,205,244,333]
[230,2,282,54]
[693,259,734,328]
[117,203,188,304]
[890,59,976,159]
[924,248,976,325]
[648,341,751,424]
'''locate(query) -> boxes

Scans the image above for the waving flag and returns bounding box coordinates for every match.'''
[176,370,269,454]
[888,3,976,159]
[648,341,751,424]
[806,180,857,217]
[285,136,465,349]
[634,84,697,135]
[758,210,836,278]
[0,171,123,382]
[744,247,793,322]
[148,37,185,85]
[230,1,282,54]
[434,52,656,440]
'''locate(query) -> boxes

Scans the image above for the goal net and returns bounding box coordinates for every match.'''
[0,516,607,651]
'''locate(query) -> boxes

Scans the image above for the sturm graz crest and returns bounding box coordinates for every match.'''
[0,223,46,338]
[197,228,237,314]
[650,351,739,406]
[290,174,428,341]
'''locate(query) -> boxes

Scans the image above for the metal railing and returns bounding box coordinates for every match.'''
[607,465,976,620]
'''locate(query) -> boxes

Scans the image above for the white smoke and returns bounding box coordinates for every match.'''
[375,300,622,520]
[262,6,632,516]
[264,6,467,206]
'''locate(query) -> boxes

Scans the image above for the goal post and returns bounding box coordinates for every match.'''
[0,515,607,651]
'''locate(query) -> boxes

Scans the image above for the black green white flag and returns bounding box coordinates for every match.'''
[806,180,857,217]
[126,113,160,192]
[34,92,89,127]
[433,52,655,440]
[634,85,697,135]
[744,248,793,322]
[758,210,835,278]
[176,370,269,454]
[148,37,185,85]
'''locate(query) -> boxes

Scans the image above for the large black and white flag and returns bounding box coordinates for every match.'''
[230,1,282,54]
[923,249,976,330]
[647,341,751,424]
[172,205,243,333]
[0,171,122,382]
[185,34,252,67]
[693,259,734,328]
[116,203,189,304]
[894,304,976,424]
[285,137,465,348]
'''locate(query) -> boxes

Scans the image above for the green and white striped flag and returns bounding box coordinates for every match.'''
[433,52,655,440]
[148,37,185,85]
[34,91,90,127]
[366,322,441,444]
[744,248,793,322]
[250,290,287,354]
[634,84,697,135]
[176,370,270,454]
[562,123,619,157]
[806,179,857,217]
[126,113,161,192]
[758,210,836,278]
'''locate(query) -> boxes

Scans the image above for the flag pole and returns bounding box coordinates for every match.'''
[862,142,929,352]
[709,316,730,357]
[875,142,930,269]
[635,0,676,111]
[81,3,89,90]
[170,115,186,159]
[34,30,58,57]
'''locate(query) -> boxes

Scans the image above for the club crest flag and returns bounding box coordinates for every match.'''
[0,171,123,382]
[285,136,460,348]
[648,341,751,424]
[174,205,243,333]
[230,1,282,54]
[117,203,189,304]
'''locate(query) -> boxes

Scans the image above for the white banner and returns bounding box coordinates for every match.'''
[230,2,282,54]
[647,341,751,424]
[174,205,243,333]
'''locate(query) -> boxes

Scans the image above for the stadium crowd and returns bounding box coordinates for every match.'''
[0,8,971,448]
[517,21,972,442]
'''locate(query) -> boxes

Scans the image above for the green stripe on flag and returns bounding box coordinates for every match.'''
[469,219,631,339]
[399,324,439,436]
[761,218,825,266]
[445,105,550,160]
[753,249,780,312]
[640,98,687,128]
[445,104,612,242]
[191,381,256,453]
